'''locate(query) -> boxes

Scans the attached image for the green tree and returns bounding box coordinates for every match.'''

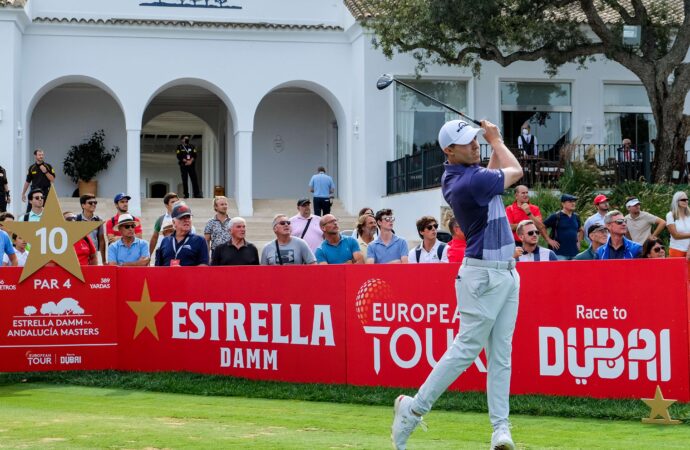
[364,0,689,182]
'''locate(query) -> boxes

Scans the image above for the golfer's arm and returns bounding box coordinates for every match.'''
[489,139,522,188]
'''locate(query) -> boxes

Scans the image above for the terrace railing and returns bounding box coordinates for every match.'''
[386,143,668,195]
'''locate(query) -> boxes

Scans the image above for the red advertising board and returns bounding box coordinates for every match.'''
[116,266,347,384]
[344,259,690,400]
[0,260,688,401]
[0,266,118,372]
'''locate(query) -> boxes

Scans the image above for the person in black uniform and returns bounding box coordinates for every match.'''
[0,164,9,213]
[176,135,201,198]
[21,148,55,213]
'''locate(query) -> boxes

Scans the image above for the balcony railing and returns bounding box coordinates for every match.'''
[387,143,666,195]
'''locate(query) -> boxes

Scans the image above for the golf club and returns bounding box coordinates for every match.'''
[376,74,482,126]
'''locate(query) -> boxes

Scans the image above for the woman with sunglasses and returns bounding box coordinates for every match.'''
[666,192,690,258]
[641,236,666,259]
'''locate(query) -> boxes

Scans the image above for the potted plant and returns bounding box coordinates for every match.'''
[63,130,119,196]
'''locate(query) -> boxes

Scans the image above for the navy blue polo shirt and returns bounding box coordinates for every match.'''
[155,232,209,266]
[441,163,514,261]
[543,211,581,257]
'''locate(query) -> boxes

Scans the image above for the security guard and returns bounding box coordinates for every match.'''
[176,135,201,199]
[21,148,55,213]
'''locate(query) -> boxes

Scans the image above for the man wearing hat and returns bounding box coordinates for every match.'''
[391,119,523,450]
[290,198,323,253]
[155,203,208,266]
[543,194,583,260]
[575,224,609,260]
[624,197,666,244]
[107,214,150,266]
[105,193,143,244]
[583,194,610,244]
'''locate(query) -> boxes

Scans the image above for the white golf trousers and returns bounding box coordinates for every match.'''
[412,261,520,428]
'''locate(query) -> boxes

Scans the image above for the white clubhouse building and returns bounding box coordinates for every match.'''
[0,0,679,237]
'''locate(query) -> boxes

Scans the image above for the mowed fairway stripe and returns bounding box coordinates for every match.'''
[0,384,689,449]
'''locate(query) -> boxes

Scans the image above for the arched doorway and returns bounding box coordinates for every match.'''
[141,111,219,199]
[142,84,231,199]
[253,87,339,199]
[29,81,126,199]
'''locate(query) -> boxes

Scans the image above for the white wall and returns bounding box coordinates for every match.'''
[30,86,126,199]
[378,188,446,244]
[252,90,336,199]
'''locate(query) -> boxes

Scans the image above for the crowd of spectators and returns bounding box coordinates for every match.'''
[0,149,686,267]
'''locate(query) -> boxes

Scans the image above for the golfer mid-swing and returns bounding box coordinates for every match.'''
[392,119,523,450]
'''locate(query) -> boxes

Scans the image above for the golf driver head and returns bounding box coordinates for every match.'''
[376,74,395,90]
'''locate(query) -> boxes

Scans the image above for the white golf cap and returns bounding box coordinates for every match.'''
[626,198,641,208]
[438,120,484,149]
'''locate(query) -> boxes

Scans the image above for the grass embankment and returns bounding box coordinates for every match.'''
[1,370,689,423]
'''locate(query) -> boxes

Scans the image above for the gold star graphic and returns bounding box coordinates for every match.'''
[127,280,166,340]
[641,385,681,425]
[2,188,101,283]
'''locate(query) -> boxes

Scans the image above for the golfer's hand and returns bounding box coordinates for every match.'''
[481,120,502,144]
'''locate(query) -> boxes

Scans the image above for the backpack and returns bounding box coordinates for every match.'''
[415,243,446,262]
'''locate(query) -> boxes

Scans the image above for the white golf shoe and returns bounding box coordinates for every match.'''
[391,395,426,450]
[490,423,515,450]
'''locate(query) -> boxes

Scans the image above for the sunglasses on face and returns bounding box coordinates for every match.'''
[613,219,627,225]
[86,201,97,206]
[524,230,539,236]
[277,221,291,226]
[65,216,77,222]
[32,196,43,201]
[652,246,664,253]
[121,224,136,230]
[679,198,689,202]
[425,224,439,231]
[382,216,395,223]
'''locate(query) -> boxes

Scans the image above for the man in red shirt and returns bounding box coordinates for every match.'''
[64,212,97,265]
[505,185,545,244]
[105,193,143,244]
[446,217,466,263]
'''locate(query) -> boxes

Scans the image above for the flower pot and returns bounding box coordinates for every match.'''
[78,179,98,196]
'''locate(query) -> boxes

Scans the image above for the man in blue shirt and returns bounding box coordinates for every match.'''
[315,214,363,264]
[0,229,17,266]
[309,166,335,216]
[597,210,642,259]
[392,119,523,450]
[107,214,150,266]
[366,208,408,263]
[543,194,583,260]
[155,203,209,267]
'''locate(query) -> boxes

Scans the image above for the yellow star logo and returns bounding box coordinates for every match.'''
[127,280,166,340]
[641,385,681,425]
[2,188,101,283]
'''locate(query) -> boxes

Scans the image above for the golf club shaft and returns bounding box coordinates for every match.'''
[394,79,481,126]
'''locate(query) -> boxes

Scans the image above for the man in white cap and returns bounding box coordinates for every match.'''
[391,119,523,450]
[624,197,666,244]
[583,194,610,244]
[107,214,150,266]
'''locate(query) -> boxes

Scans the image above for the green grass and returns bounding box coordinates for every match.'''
[2,382,690,449]
[2,371,689,424]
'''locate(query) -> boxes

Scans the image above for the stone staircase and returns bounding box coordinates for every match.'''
[57,197,359,252]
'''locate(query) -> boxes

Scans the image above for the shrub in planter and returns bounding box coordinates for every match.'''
[63,130,119,195]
